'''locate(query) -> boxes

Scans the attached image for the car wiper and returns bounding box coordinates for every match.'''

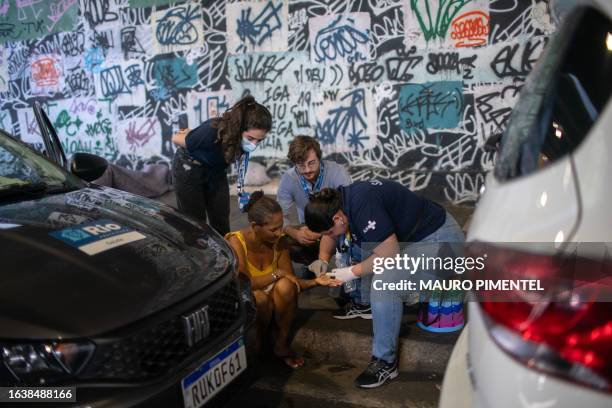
[0,181,48,198]
[43,182,79,194]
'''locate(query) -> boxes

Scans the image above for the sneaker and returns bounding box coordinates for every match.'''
[332,301,372,320]
[355,357,399,388]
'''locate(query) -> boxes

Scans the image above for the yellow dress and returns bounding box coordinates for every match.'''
[225,231,280,292]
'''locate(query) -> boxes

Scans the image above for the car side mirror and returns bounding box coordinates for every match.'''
[69,153,108,182]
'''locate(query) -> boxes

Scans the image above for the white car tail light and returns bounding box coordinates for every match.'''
[467,243,612,392]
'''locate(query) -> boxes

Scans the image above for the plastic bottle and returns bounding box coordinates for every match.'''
[335,250,357,293]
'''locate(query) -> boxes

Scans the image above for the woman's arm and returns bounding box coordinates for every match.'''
[276,238,341,290]
[171,128,190,147]
[227,235,278,290]
[318,234,336,262]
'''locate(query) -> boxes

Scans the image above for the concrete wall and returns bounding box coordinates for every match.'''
[0,0,557,203]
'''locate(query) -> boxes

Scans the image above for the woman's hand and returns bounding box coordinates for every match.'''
[314,275,342,287]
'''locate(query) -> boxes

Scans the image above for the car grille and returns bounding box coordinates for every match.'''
[78,279,241,381]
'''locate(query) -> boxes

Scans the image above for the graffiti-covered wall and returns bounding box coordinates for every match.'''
[0,0,557,203]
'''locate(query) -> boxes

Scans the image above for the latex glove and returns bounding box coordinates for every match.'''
[308,259,329,277]
[327,266,358,283]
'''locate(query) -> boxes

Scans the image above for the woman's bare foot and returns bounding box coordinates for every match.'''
[274,346,304,369]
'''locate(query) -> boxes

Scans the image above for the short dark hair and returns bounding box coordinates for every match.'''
[304,188,342,233]
[245,191,282,225]
[287,135,322,164]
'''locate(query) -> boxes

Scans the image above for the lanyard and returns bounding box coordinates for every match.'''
[234,152,250,194]
[296,160,325,199]
[338,230,354,265]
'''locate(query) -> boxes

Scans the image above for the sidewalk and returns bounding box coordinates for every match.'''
[156,185,474,407]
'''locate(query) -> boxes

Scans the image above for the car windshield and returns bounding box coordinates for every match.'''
[0,131,82,197]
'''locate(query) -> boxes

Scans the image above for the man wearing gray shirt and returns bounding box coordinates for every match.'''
[278,136,371,320]
[277,136,351,265]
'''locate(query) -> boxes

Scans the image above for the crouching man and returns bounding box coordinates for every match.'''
[305,179,465,388]
[276,136,349,269]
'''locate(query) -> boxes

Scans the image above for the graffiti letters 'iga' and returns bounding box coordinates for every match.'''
[0,0,78,44]
[405,0,489,48]
[314,88,376,153]
[398,81,464,132]
[30,54,64,95]
[226,0,288,54]
[152,3,204,54]
[310,13,371,64]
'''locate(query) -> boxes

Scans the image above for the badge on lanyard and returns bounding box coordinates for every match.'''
[337,230,353,264]
[235,153,250,212]
[296,161,326,199]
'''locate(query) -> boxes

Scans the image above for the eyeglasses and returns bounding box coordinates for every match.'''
[296,159,319,171]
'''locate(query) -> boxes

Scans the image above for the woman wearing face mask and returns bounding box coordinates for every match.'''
[226,191,341,368]
[171,96,271,235]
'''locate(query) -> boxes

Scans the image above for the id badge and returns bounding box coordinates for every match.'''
[238,192,251,213]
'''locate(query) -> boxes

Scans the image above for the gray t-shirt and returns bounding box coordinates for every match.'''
[277,160,351,225]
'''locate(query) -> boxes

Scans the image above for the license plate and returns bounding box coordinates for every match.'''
[181,338,247,408]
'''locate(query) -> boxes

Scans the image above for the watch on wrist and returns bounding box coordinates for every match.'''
[271,272,279,281]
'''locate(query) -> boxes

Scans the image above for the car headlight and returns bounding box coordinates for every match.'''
[1,342,95,384]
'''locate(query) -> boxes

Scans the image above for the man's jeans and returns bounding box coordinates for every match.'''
[346,245,371,306]
[348,277,371,306]
[370,212,465,364]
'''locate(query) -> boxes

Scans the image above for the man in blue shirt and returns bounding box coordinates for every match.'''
[305,180,465,388]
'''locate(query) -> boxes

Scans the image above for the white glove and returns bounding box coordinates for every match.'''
[308,259,329,277]
[327,266,358,283]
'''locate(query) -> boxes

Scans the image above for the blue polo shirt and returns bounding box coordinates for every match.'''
[340,180,446,245]
[184,119,228,171]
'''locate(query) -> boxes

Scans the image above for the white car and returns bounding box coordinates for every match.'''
[440,0,612,407]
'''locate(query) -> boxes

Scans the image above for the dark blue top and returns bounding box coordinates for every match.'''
[340,180,446,245]
[185,119,228,171]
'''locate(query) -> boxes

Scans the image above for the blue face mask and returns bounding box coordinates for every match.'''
[241,137,258,153]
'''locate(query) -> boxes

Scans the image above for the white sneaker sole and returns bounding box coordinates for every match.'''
[356,369,399,388]
[332,313,373,320]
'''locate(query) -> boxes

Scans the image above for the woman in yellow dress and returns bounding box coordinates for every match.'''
[226,191,340,368]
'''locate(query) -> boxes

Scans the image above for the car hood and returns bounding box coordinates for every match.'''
[0,186,235,339]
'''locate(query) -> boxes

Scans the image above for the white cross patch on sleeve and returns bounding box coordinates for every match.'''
[363,220,376,234]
